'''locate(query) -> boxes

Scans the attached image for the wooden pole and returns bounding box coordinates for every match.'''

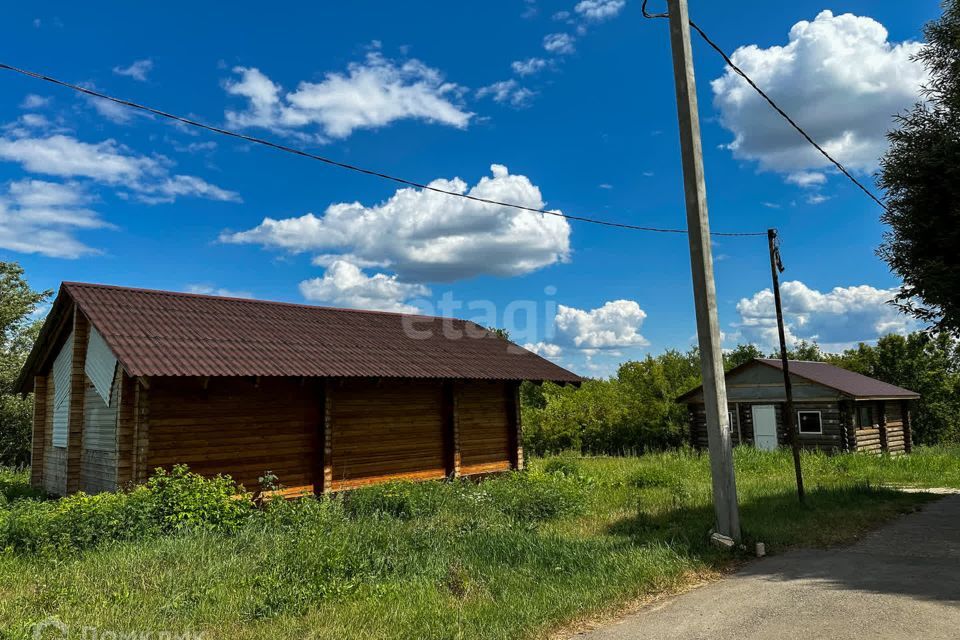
[767,228,805,503]
[667,0,740,541]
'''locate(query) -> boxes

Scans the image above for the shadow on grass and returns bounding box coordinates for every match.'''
[607,484,959,603]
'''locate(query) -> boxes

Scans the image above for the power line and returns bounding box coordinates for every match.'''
[641,0,889,213]
[0,61,768,237]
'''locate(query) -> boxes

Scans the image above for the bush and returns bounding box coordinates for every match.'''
[0,465,253,553]
[0,466,45,503]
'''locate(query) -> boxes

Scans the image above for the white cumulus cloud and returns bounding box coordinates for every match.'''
[0,133,239,203]
[734,280,919,351]
[220,164,571,283]
[555,300,649,349]
[224,51,472,139]
[299,259,429,313]
[0,179,111,258]
[574,0,625,21]
[711,10,926,178]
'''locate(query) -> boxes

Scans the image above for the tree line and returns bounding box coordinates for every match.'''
[522,336,960,456]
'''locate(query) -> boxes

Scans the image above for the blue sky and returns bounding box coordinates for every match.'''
[0,1,941,376]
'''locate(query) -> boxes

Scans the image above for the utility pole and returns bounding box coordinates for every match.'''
[767,228,805,503]
[666,0,740,541]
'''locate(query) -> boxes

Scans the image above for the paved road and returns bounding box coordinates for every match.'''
[578,495,960,640]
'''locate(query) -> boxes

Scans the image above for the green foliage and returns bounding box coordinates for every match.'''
[481,469,588,522]
[827,333,960,444]
[0,465,253,553]
[0,450,948,640]
[879,1,960,331]
[0,466,45,504]
[723,344,764,370]
[0,262,51,467]
[343,480,451,520]
[523,349,700,455]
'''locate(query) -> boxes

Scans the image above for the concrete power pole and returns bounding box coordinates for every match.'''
[666,0,740,541]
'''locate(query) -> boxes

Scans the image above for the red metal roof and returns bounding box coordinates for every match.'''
[22,282,581,384]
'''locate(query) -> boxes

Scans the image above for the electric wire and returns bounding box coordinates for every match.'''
[641,0,889,212]
[0,61,770,237]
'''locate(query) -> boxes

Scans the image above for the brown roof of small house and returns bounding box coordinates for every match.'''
[755,359,919,399]
[677,358,919,402]
[15,282,582,391]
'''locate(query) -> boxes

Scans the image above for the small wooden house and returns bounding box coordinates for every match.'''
[14,283,581,496]
[677,358,919,454]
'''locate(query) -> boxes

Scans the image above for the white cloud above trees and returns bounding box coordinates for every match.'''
[734,280,919,351]
[224,51,472,140]
[555,300,650,348]
[711,10,927,181]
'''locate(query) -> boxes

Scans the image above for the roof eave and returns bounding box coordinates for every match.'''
[13,284,74,395]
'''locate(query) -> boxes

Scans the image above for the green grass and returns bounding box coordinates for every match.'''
[1,447,956,640]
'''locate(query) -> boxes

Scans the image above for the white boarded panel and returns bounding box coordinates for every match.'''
[83,379,117,451]
[85,326,117,406]
[52,331,74,448]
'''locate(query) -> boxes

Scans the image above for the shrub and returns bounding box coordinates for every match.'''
[0,465,254,553]
[0,466,45,503]
[144,465,254,533]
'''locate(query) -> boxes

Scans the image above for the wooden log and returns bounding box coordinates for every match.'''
[30,375,48,488]
[322,379,333,494]
[878,401,889,453]
[65,310,89,494]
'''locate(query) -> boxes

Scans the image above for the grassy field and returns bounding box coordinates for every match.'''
[1,447,957,640]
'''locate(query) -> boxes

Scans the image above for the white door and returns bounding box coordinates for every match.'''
[751,405,778,451]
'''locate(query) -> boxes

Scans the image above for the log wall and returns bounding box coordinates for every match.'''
[458,380,512,476]
[329,379,446,491]
[690,401,844,452]
[146,376,319,496]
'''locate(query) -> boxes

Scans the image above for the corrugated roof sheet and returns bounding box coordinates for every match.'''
[757,359,919,399]
[49,282,581,383]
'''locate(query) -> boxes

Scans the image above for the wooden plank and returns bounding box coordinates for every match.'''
[322,379,333,494]
[902,400,913,454]
[65,310,89,494]
[878,400,889,453]
[134,378,150,483]
[507,381,523,470]
[30,375,48,488]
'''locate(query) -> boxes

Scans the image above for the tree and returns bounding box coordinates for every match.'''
[777,340,825,362]
[829,333,960,444]
[0,263,50,466]
[724,344,763,370]
[879,0,960,332]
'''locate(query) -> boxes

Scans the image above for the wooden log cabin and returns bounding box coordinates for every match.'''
[14,282,581,497]
[677,358,919,454]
